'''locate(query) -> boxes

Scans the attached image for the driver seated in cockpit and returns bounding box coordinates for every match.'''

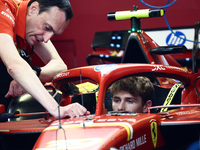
[109,76,154,113]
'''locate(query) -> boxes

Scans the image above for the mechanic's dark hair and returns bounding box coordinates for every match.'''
[28,0,73,21]
[109,76,155,105]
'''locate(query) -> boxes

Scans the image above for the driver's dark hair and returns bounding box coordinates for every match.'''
[28,0,73,21]
[109,76,155,105]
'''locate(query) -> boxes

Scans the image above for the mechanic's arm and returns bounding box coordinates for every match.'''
[33,40,67,82]
[0,33,89,118]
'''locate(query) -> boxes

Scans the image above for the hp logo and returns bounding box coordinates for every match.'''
[166,31,186,46]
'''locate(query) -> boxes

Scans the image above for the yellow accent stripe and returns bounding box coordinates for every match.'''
[160,83,182,112]
[16,3,21,16]
[110,51,117,56]
[12,0,21,16]
[43,122,133,141]
[12,0,18,6]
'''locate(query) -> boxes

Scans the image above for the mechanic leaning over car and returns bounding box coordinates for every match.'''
[109,76,154,113]
[0,0,90,118]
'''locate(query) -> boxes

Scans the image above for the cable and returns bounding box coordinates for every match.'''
[140,0,200,44]
[53,91,68,150]
[140,0,176,9]
[164,0,200,44]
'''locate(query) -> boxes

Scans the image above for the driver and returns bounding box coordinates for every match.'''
[0,0,90,118]
[109,76,154,113]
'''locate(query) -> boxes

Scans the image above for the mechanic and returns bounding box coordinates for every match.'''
[109,76,154,113]
[0,0,90,119]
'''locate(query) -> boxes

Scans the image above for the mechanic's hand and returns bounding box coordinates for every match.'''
[5,80,26,98]
[58,103,90,119]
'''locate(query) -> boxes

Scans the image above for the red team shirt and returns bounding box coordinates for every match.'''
[0,0,29,49]
[0,0,30,112]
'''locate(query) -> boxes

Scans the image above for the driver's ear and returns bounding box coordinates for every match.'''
[143,100,152,113]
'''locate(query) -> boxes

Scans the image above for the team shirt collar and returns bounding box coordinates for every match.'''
[15,1,28,47]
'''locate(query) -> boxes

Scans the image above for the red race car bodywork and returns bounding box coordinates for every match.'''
[32,63,200,150]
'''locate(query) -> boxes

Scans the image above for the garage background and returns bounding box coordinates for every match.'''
[30,0,200,69]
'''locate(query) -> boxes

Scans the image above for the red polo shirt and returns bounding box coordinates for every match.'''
[0,0,29,49]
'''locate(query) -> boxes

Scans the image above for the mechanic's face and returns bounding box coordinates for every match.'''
[25,2,69,45]
[112,91,144,113]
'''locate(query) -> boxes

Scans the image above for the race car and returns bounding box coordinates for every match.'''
[32,63,200,150]
[86,5,200,74]
[0,62,199,150]
[0,6,199,150]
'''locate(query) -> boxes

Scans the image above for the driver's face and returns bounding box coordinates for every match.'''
[112,91,144,113]
[25,3,69,45]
